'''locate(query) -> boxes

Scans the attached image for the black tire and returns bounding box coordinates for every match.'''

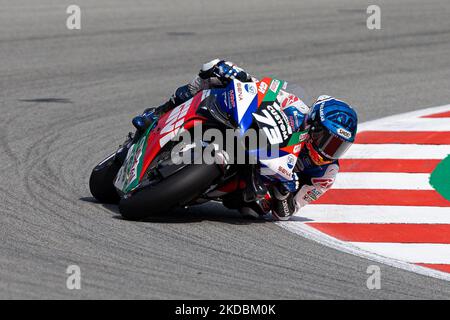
[119,164,221,220]
[89,153,121,204]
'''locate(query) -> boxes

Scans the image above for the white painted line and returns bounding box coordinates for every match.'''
[359,118,450,132]
[358,104,450,132]
[333,172,433,190]
[350,242,450,264]
[294,205,450,224]
[275,105,450,281]
[276,222,450,281]
[343,144,450,159]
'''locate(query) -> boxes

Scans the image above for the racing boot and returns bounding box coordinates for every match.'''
[222,191,270,219]
[131,100,174,133]
[132,109,156,133]
[239,198,272,219]
[271,185,296,221]
[132,84,194,132]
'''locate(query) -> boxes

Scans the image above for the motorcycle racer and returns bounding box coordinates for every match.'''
[132,59,358,220]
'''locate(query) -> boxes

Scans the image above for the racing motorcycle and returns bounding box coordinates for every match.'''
[89,78,308,220]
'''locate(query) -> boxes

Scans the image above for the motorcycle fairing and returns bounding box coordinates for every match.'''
[114,126,151,194]
[139,92,207,181]
[114,93,206,194]
[114,77,305,195]
[250,80,306,181]
[210,77,280,133]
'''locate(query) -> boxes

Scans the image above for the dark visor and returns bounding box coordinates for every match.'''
[310,127,353,160]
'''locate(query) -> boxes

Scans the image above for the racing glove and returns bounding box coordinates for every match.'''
[132,59,252,132]
[199,59,252,85]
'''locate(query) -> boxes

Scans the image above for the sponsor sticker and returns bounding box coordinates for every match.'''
[115,135,146,192]
[319,103,326,121]
[236,82,244,101]
[270,79,280,93]
[222,92,228,108]
[127,142,144,186]
[267,103,291,141]
[311,177,334,189]
[303,188,321,201]
[277,165,291,179]
[281,94,299,108]
[258,81,268,94]
[299,132,309,142]
[337,127,352,139]
[244,83,257,95]
[293,144,302,154]
[228,89,236,108]
[287,155,296,169]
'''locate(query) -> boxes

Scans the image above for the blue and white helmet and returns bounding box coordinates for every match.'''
[308,95,358,160]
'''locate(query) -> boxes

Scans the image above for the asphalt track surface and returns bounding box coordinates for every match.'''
[1,0,450,299]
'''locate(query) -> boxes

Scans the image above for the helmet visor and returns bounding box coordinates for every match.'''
[310,126,353,159]
[306,141,334,165]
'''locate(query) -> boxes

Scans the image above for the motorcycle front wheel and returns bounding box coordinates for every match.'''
[118,163,221,220]
[89,153,122,204]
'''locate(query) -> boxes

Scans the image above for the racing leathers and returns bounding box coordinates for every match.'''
[264,93,339,220]
[136,59,339,220]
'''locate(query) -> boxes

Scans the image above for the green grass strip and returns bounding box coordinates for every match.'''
[429,155,450,200]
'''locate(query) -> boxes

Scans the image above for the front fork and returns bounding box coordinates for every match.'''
[242,164,269,202]
[113,132,134,165]
[220,165,272,216]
